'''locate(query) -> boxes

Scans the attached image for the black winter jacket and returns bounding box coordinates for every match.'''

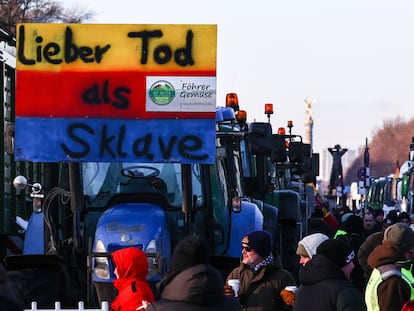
[294,255,366,311]
[146,264,240,311]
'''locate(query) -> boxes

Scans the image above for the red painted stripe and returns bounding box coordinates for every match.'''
[6,237,23,254]
[16,70,216,119]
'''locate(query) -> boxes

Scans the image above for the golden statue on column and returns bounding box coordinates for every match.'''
[304,99,316,148]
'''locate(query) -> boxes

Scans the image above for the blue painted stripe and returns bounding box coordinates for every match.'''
[15,117,216,163]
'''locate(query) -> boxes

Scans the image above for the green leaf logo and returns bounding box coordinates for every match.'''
[149,80,176,105]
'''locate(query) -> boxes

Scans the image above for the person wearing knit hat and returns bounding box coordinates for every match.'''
[241,230,272,259]
[280,233,329,307]
[398,211,411,225]
[316,239,356,276]
[357,210,399,280]
[147,235,240,311]
[365,223,414,311]
[296,233,329,266]
[169,234,209,274]
[333,213,366,294]
[294,239,365,311]
[384,210,399,226]
[383,222,414,252]
[224,230,296,310]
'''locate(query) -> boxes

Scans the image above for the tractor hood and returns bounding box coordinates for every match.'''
[92,202,171,283]
[94,202,169,250]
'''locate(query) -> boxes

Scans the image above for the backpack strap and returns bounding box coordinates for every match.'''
[238,272,284,307]
[380,269,401,280]
[238,280,262,306]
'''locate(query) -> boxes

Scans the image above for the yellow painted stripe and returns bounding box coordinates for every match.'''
[17,23,217,72]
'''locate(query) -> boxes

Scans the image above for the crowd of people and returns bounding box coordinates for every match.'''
[106,203,414,311]
[295,203,414,311]
[2,203,414,311]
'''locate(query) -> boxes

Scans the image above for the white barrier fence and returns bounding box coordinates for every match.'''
[24,301,109,311]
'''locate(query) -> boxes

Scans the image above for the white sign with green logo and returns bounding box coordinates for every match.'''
[146,76,216,112]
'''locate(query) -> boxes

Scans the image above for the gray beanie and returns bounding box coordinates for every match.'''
[296,233,329,258]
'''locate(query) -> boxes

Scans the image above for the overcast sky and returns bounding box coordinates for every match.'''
[66,0,414,154]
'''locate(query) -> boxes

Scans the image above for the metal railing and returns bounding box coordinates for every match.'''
[24,301,109,311]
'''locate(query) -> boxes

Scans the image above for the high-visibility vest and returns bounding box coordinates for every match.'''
[365,267,414,311]
[402,266,414,296]
[333,229,347,239]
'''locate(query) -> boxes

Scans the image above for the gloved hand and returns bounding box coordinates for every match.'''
[280,289,295,306]
[224,284,235,297]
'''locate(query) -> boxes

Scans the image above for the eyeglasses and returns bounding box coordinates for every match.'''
[241,245,252,252]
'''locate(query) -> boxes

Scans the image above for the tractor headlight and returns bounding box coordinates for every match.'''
[94,239,110,279]
[146,239,160,279]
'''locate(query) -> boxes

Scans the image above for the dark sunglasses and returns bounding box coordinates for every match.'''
[241,245,252,252]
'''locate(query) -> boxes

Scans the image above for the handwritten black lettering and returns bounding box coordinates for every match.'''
[100,125,116,158]
[175,30,194,66]
[133,133,154,160]
[102,80,111,104]
[179,135,208,160]
[159,136,177,158]
[128,30,194,66]
[154,45,172,64]
[18,25,196,67]
[61,123,94,157]
[83,80,130,109]
[18,25,111,65]
[83,84,101,104]
[117,125,127,157]
[127,30,163,64]
[113,87,130,109]
[60,122,209,161]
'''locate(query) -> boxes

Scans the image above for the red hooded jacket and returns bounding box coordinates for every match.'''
[110,247,155,311]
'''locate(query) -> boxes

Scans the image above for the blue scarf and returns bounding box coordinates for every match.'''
[249,253,274,274]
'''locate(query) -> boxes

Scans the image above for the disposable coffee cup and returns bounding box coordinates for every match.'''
[227,279,240,297]
[285,286,297,293]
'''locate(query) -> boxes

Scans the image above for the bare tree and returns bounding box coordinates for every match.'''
[60,4,95,23]
[0,0,95,36]
[344,115,414,185]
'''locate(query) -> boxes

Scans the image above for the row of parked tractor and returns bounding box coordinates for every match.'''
[1,29,318,308]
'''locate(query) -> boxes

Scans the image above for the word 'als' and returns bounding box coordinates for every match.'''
[83,80,131,109]
[17,25,194,66]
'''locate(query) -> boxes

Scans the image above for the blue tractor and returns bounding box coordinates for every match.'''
[6,108,273,308]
